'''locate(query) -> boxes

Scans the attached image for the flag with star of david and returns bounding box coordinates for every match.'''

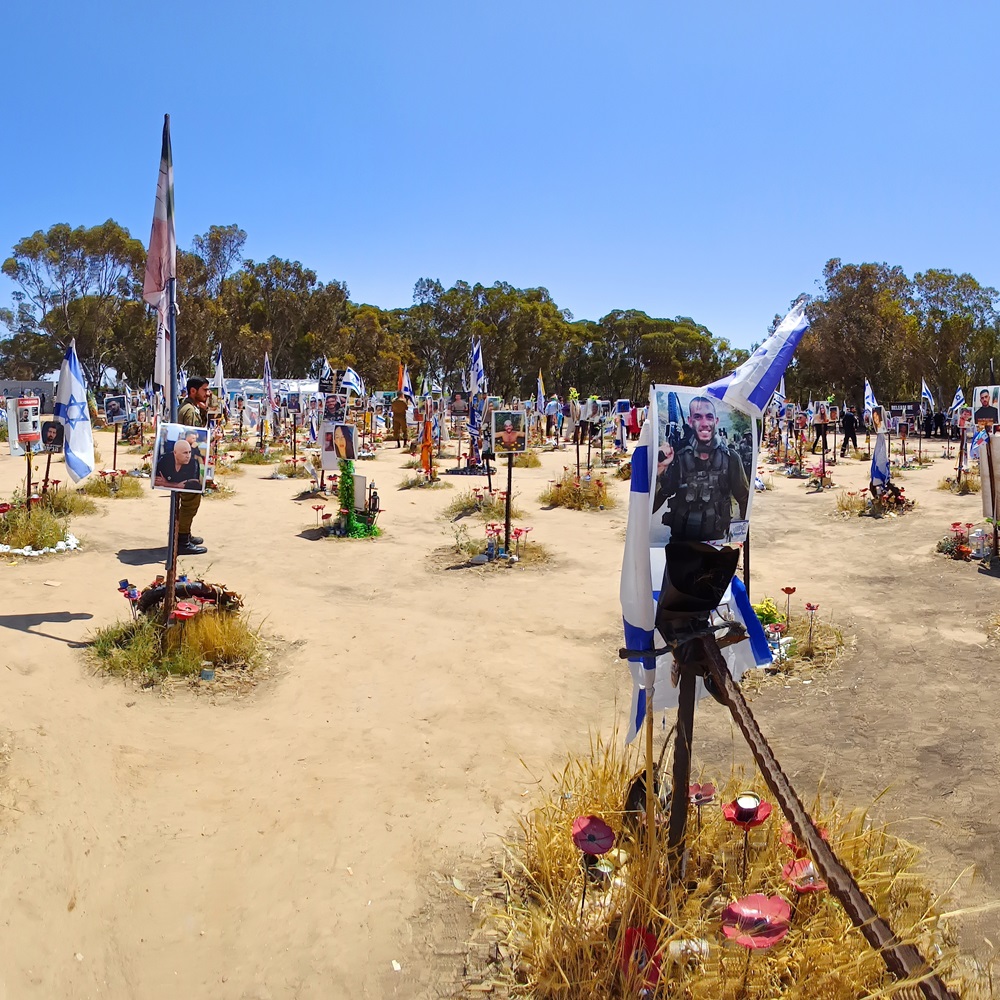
[53,340,95,482]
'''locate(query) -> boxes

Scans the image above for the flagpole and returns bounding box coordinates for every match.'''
[164,275,180,623]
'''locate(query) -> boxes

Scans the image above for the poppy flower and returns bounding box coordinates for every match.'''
[781,586,796,595]
[782,857,828,894]
[720,894,791,949]
[689,782,717,807]
[571,815,615,855]
[0,503,11,515]
[722,793,772,830]
[779,821,828,858]
[805,603,819,613]
[172,601,201,621]
[619,927,661,988]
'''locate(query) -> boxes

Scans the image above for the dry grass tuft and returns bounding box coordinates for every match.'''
[79,475,145,499]
[834,489,868,515]
[90,609,262,683]
[42,490,98,516]
[275,461,313,479]
[936,470,981,494]
[539,470,616,510]
[0,506,70,551]
[203,481,236,500]
[444,488,524,521]
[514,450,542,468]
[399,473,453,490]
[478,737,984,999]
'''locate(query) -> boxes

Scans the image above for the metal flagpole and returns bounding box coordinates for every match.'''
[163,276,180,622]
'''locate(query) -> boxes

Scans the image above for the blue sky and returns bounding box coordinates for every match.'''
[2,1,999,349]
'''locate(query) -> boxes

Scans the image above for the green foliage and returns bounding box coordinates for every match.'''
[337,459,381,537]
[538,471,614,510]
[0,505,69,551]
[236,449,274,465]
[42,489,98,516]
[513,449,542,468]
[275,461,312,478]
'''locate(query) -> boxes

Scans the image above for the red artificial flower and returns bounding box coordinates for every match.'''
[782,857,828,894]
[721,894,791,949]
[805,603,819,613]
[722,795,772,831]
[688,782,716,807]
[620,927,661,988]
[571,815,615,856]
[781,586,796,595]
[779,821,828,858]
[172,601,201,621]
[0,504,10,515]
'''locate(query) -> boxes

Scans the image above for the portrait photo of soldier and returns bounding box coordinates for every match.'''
[973,385,1000,429]
[651,390,753,545]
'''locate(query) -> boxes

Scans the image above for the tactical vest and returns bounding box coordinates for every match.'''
[674,444,731,541]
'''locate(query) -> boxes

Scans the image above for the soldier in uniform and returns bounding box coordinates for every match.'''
[654,395,750,543]
[176,376,210,555]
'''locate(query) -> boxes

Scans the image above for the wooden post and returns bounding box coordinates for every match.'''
[645,671,657,862]
[666,658,696,867]
[292,413,297,463]
[42,449,53,493]
[113,423,118,470]
[25,451,32,519]
[504,453,513,552]
[957,428,966,485]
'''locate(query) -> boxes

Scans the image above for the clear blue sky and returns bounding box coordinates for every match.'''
[3,0,999,350]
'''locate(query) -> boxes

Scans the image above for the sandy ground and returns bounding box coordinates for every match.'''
[0,428,997,998]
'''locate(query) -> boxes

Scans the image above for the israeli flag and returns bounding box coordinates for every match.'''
[400,366,414,402]
[864,377,878,413]
[470,338,487,396]
[705,298,809,417]
[772,376,786,416]
[921,378,935,411]
[53,340,96,483]
[308,414,317,443]
[618,420,770,743]
[950,386,965,414]
[871,432,890,486]
[341,366,365,398]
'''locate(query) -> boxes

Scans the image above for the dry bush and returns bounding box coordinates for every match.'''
[539,470,615,510]
[444,489,523,520]
[481,738,984,999]
[398,473,452,490]
[79,475,145,499]
[834,489,867,515]
[514,450,542,468]
[203,481,236,500]
[41,490,98,516]
[275,461,312,479]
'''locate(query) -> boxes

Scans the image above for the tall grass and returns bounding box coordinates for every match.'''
[539,470,615,510]
[444,488,523,520]
[514,450,542,468]
[0,506,68,550]
[482,738,983,999]
[79,475,145,499]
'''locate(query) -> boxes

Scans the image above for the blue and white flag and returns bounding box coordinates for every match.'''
[400,365,414,403]
[871,431,890,486]
[618,419,770,743]
[341,366,364,398]
[772,376,786,416]
[467,398,482,461]
[470,338,487,396]
[308,413,317,443]
[864,377,878,413]
[705,298,809,416]
[213,345,224,394]
[53,340,95,483]
[921,378,935,411]
[263,352,274,428]
[950,386,965,414]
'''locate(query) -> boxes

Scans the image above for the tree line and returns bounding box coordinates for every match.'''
[3,222,998,407]
[0,221,748,399]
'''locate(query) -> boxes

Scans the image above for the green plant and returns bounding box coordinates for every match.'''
[398,472,452,490]
[513,449,542,468]
[40,490,98,516]
[751,596,781,625]
[236,449,274,465]
[538,470,615,511]
[0,504,70,551]
[443,488,522,520]
[79,475,145,499]
[275,461,312,479]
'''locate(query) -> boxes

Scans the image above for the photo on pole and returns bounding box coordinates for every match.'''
[286,392,301,414]
[972,384,1000,430]
[320,420,356,468]
[41,420,64,453]
[103,394,128,424]
[151,422,210,494]
[491,410,527,454]
[649,386,757,548]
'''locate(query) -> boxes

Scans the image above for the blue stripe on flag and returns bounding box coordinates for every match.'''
[630,442,649,494]
[731,576,771,666]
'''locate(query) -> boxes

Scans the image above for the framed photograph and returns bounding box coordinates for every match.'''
[615,398,631,414]
[152,422,210,493]
[104,394,128,424]
[286,391,301,414]
[320,420,356,469]
[828,405,840,423]
[491,410,527,454]
[958,406,972,430]
[972,385,1000,430]
[41,420,64,453]
[649,385,756,547]
[322,394,344,422]
[871,406,885,432]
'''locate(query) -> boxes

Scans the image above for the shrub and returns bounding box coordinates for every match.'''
[236,449,274,465]
[275,461,312,479]
[443,488,522,520]
[0,505,70,551]
[79,475,145,499]
[41,489,98,516]
[538,470,615,510]
[513,449,542,468]
[399,472,452,490]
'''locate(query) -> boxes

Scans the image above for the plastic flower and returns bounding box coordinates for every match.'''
[619,927,661,988]
[571,815,615,855]
[720,894,791,949]
[782,857,828,894]
[781,587,796,595]
[688,782,716,807]
[722,794,772,831]
[805,603,819,613]
[172,601,201,621]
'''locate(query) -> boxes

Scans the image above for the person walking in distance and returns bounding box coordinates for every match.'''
[390,393,409,447]
[176,376,210,555]
[840,405,859,457]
